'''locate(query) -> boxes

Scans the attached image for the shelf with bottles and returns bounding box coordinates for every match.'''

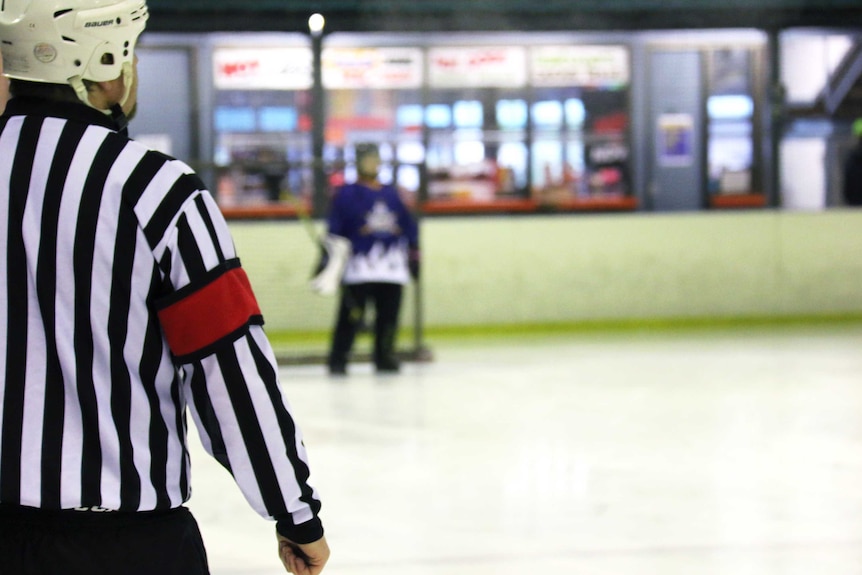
[423,127,532,210]
[531,129,633,211]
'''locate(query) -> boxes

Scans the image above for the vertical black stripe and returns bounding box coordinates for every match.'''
[109,204,141,511]
[189,363,232,473]
[0,116,41,502]
[144,173,202,247]
[170,378,189,501]
[248,334,320,516]
[215,344,284,514]
[195,194,225,263]
[122,151,169,206]
[75,134,124,505]
[140,266,171,508]
[157,247,174,293]
[38,119,88,508]
[179,410,190,500]
[175,214,206,279]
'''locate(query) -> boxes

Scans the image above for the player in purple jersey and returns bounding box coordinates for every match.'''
[323,143,420,375]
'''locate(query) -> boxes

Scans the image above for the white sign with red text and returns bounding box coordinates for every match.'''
[213,47,312,90]
[428,46,527,88]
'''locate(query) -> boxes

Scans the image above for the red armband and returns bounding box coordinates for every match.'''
[157,266,261,358]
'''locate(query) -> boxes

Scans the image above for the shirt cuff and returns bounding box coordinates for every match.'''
[275,516,325,544]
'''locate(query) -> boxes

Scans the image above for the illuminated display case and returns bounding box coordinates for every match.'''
[421,44,636,213]
[211,46,314,215]
[322,47,424,205]
[422,46,532,211]
[529,45,634,211]
[209,41,636,216]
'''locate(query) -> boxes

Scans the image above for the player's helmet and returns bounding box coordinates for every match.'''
[355,142,380,162]
[354,142,381,179]
[0,0,148,106]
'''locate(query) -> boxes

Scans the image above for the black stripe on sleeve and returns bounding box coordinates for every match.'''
[249,335,321,517]
[195,194,225,263]
[144,173,204,249]
[214,345,285,514]
[175,213,207,280]
[188,363,232,473]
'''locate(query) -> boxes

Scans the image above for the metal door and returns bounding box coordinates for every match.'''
[648,50,704,211]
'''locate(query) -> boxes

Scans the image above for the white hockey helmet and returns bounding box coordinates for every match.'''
[0,0,148,107]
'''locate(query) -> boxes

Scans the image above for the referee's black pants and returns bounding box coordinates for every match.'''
[0,505,210,575]
[328,282,403,372]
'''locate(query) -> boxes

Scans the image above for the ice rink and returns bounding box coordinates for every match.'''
[186,324,862,575]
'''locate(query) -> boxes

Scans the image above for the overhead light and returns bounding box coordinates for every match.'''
[308,13,325,37]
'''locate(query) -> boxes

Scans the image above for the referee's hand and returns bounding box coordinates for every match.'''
[278,534,330,575]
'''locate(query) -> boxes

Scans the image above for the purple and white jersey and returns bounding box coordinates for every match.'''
[327,182,418,285]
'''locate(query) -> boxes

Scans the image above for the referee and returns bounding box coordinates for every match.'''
[0,2,329,574]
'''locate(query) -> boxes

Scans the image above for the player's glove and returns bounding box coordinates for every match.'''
[309,235,351,296]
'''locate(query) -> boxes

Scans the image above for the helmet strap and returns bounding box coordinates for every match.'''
[69,76,94,109]
[109,104,129,136]
[117,61,133,108]
[68,60,133,134]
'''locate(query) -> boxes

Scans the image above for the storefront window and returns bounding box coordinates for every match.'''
[706,48,760,206]
[322,47,424,202]
[203,38,647,216]
[530,45,634,210]
[426,88,530,204]
[214,89,312,206]
[424,46,533,210]
[211,45,313,212]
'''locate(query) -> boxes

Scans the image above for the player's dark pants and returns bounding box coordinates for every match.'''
[0,504,210,575]
[328,282,403,372]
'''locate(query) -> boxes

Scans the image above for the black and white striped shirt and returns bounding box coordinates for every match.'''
[0,97,322,543]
